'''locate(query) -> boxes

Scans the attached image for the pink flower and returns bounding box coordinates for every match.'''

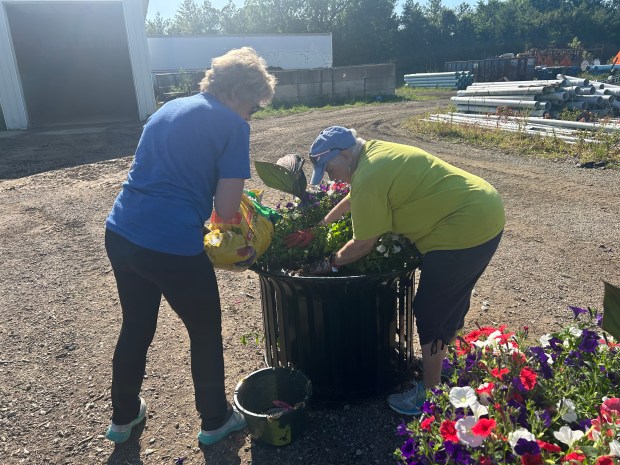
[595,457,614,465]
[601,398,620,424]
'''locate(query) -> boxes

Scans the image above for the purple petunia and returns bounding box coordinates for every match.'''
[569,305,588,319]
[529,346,554,378]
[400,438,417,459]
[578,329,599,353]
[396,420,410,436]
[538,409,552,428]
[514,438,540,456]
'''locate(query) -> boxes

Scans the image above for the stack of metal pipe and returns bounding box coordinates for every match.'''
[404,71,474,90]
[450,75,619,118]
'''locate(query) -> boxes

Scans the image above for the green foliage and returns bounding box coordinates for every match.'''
[255,183,421,276]
[395,307,620,465]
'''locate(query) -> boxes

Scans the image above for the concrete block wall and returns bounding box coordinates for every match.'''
[271,63,395,104]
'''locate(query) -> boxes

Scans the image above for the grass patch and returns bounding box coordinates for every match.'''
[402,109,620,168]
[252,85,449,119]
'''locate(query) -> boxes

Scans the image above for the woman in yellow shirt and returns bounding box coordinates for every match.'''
[295,126,504,415]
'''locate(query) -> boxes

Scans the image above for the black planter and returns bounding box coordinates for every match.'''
[252,268,417,399]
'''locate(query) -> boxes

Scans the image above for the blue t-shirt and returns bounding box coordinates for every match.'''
[106,93,251,255]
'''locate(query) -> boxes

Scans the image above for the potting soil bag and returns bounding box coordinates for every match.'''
[204,190,277,272]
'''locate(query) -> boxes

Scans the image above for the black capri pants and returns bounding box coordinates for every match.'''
[413,231,503,346]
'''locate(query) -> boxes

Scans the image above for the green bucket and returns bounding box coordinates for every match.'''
[234,367,312,446]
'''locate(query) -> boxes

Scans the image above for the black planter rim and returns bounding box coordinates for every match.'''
[250,264,416,282]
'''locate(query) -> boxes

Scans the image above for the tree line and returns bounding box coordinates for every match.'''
[146,0,620,76]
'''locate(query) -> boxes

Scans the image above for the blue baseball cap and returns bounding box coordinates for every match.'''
[308,126,356,185]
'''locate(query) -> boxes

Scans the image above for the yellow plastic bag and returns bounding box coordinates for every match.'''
[204,190,275,271]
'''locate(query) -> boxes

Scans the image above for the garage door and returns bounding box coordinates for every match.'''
[6,2,139,127]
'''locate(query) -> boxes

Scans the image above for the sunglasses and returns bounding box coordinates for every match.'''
[309,148,343,167]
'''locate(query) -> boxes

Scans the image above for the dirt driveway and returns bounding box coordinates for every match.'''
[1,97,619,465]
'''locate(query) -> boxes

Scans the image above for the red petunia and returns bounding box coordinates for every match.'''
[439,419,458,442]
[521,453,543,465]
[471,418,496,437]
[519,367,538,390]
[595,457,614,465]
[479,456,492,465]
[601,398,620,424]
[496,331,515,345]
[420,415,435,431]
[564,452,586,463]
[491,367,509,380]
[536,440,562,453]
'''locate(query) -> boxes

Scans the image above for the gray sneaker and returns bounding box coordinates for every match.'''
[387,382,427,416]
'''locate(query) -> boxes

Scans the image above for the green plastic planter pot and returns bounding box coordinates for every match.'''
[252,267,417,399]
[234,367,312,446]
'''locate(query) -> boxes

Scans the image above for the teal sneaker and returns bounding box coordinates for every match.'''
[387,382,427,416]
[105,397,147,444]
[197,407,247,446]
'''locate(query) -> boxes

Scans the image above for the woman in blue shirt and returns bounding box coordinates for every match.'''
[104,47,276,446]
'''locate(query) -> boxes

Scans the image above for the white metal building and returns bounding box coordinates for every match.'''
[148,34,332,73]
[0,0,156,129]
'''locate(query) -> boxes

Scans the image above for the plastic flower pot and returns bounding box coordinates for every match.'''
[234,367,312,446]
[252,267,417,399]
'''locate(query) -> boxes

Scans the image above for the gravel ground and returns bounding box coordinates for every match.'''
[1,95,618,464]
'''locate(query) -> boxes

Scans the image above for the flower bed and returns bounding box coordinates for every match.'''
[395,307,620,465]
[255,182,422,275]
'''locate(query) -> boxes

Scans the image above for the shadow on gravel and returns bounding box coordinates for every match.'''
[247,397,408,465]
[0,122,143,180]
[105,421,146,465]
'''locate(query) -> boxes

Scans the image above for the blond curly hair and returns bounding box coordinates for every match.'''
[200,47,277,106]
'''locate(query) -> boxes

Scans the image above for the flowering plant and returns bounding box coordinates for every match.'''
[395,306,620,465]
[255,182,421,275]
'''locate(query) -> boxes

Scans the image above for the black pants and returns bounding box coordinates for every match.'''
[414,230,503,346]
[105,229,228,430]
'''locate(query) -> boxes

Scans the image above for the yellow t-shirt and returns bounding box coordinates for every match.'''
[350,140,505,254]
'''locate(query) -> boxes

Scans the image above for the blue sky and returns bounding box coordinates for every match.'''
[146,0,474,20]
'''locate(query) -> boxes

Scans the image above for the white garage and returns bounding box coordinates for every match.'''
[0,0,156,129]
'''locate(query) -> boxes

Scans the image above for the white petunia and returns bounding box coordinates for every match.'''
[376,244,387,253]
[392,245,401,253]
[568,326,582,337]
[553,426,584,447]
[455,416,484,447]
[610,439,620,457]
[539,334,552,347]
[508,428,536,452]
[470,400,488,420]
[384,252,389,258]
[449,386,477,409]
[556,398,577,423]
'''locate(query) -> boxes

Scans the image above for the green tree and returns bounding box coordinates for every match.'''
[145,11,172,35]
[168,0,221,34]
